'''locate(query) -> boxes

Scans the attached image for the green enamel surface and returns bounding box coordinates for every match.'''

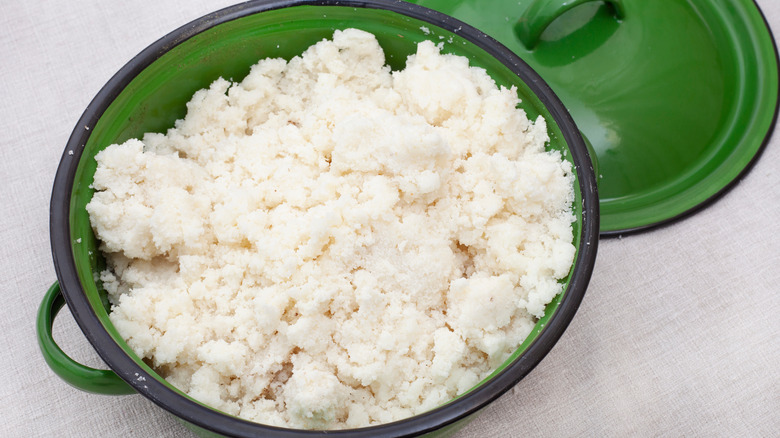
[37,282,136,395]
[67,4,587,434]
[411,0,779,233]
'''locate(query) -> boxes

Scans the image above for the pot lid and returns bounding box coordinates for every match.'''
[409,0,779,235]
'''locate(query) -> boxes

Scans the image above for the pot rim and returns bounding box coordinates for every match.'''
[49,0,599,436]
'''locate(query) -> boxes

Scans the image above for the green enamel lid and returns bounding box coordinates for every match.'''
[409,0,779,235]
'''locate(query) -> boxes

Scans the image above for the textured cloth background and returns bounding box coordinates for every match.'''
[1,1,778,436]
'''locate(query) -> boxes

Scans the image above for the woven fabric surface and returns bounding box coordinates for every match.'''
[1,1,778,436]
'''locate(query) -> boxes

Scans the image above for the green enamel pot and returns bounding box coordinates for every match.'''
[37,1,599,437]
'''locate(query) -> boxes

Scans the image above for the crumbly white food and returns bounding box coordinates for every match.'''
[87,29,575,429]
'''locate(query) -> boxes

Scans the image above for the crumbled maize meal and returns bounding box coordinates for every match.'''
[87,29,576,429]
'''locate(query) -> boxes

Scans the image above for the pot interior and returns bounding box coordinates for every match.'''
[66,1,588,422]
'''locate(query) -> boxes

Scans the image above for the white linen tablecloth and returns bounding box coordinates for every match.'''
[2,1,778,436]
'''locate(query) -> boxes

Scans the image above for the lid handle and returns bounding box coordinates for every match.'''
[516,0,626,50]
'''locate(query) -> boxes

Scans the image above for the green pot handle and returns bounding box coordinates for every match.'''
[516,0,625,50]
[37,282,135,395]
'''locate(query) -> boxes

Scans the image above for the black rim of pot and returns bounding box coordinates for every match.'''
[49,0,600,436]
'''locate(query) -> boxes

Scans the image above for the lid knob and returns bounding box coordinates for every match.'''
[516,0,625,50]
